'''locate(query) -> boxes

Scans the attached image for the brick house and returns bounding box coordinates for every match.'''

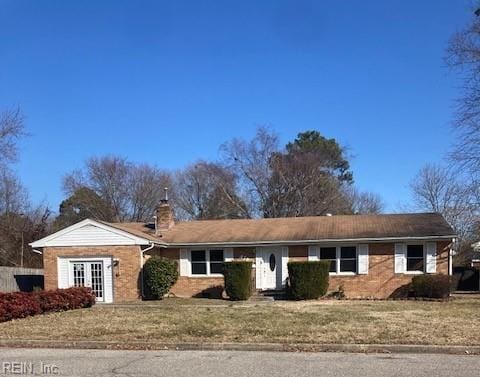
[30,200,456,303]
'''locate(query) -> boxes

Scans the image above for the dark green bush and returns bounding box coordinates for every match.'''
[223,261,252,300]
[288,261,330,300]
[143,256,178,299]
[410,274,453,299]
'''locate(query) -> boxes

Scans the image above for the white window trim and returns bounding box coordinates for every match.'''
[405,243,426,274]
[317,245,358,276]
[188,249,225,277]
[58,256,113,303]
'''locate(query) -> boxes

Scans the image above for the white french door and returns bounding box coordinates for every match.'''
[70,261,105,302]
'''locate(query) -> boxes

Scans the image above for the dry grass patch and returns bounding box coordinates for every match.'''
[1,298,480,345]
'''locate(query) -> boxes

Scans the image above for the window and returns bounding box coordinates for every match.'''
[318,246,357,274]
[209,250,224,274]
[320,247,337,273]
[340,247,357,273]
[407,244,424,272]
[191,250,207,275]
[191,249,224,275]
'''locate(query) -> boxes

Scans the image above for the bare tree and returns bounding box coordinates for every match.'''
[0,174,51,268]
[63,155,172,222]
[446,5,480,177]
[221,127,359,218]
[346,188,385,214]
[220,126,279,217]
[410,164,479,264]
[128,164,173,222]
[263,130,353,217]
[174,161,249,220]
[0,168,29,215]
[0,108,26,166]
[265,150,351,217]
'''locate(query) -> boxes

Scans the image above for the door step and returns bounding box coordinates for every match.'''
[249,295,274,302]
[251,289,288,301]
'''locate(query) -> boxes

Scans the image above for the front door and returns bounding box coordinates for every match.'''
[70,261,105,302]
[261,249,282,290]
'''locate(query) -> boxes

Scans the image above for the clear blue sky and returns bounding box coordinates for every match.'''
[0,0,472,213]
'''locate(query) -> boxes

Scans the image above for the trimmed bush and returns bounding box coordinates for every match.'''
[288,261,330,300]
[410,274,453,299]
[223,261,252,300]
[143,256,179,299]
[0,287,96,323]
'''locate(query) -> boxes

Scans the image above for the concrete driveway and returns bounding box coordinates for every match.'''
[0,348,478,377]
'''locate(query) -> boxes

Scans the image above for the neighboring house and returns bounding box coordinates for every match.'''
[30,200,456,303]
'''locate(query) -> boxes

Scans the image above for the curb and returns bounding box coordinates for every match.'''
[0,340,478,355]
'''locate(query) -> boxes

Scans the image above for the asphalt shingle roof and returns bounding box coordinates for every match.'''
[107,212,455,246]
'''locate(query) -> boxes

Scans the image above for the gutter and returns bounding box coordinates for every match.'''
[166,235,458,248]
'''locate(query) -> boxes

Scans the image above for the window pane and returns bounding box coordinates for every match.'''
[210,262,223,274]
[191,250,206,262]
[340,259,356,273]
[407,245,423,258]
[320,247,336,260]
[341,246,356,259]
[210,250,224,262]
[407,258,424,272]
[192,262,207,275]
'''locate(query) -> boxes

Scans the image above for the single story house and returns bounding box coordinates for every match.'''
[30,200,456,303]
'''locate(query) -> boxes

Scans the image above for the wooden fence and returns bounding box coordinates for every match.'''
[0,266,44,292]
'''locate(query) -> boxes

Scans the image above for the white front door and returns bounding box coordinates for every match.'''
[69,260,105,302]
[260,248,282,290]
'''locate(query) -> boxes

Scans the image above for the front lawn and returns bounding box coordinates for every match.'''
[1,298,479,345]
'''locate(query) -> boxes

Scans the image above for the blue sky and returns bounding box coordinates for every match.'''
[0,0,472,213]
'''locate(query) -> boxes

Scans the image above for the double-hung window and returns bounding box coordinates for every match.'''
[320,247,337,273]
[406,244,424,272]
[191,249,224,276]
[339,246,357,273]
[319,246,357,274]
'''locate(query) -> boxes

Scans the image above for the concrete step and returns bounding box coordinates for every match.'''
[251,289,288,301]
[248,295,274,302]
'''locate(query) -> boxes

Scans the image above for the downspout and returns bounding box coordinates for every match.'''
[140,242,155,299]
[449,237,456,276]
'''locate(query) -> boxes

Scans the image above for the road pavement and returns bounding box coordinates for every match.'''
[0,348,478,377]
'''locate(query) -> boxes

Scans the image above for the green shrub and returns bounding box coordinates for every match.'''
[143,256,178,299]
[410,274,453,299]
[223,261,252,300]
[288,261,330,300]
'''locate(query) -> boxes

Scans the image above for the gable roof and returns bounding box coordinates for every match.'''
[29,219,158,248]
[109,212,455,247]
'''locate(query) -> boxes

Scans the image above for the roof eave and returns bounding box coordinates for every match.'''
[166,234,457,248]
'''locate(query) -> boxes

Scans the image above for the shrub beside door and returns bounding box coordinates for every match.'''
[223,261,252,300]
[287,261,330,300]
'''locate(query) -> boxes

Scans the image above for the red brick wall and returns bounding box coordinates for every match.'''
[286,241,450,298]
[150,242,451,299]
[44,241,452,301]
[43,246,142,302]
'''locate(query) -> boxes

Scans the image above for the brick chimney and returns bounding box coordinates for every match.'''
[155,188,174,234]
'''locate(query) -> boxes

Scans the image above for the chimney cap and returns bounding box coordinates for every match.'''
[160,187,169,203]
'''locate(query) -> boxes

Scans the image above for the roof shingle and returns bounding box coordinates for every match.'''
[107,212,455,246]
